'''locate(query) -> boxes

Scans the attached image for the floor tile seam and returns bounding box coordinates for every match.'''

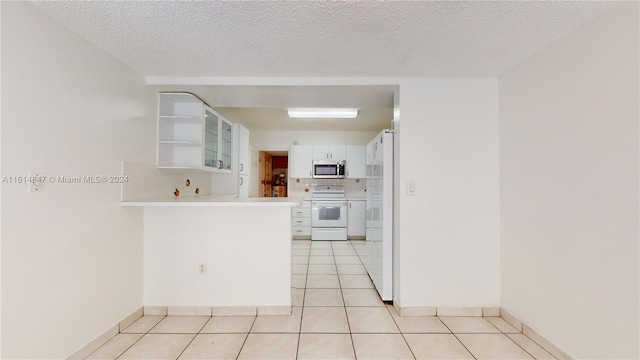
[200,316,215,334]
[295,254,312,360]
[82,332,125,360]
[235,313,258,360]
[112,333,147,360]
[140,314,167,334]
[505,333,559,360]
[328,247,346,313]
[440,316,511,334]
[397,330,418,360]
[174,333,199,360]
[120,329,481,334]
[144,331,217,334]
[331,246,357,360]
[439,320,479,360]
[520,333,560,360]
[481,316,507,334]
[449,331,508,334]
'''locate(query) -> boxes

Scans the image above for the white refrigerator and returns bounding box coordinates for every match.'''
[365,130,394,301]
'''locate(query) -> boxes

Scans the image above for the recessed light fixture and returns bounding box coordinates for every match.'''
[287,108,359,118]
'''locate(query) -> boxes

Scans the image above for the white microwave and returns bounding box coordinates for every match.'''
[313,160,346,179]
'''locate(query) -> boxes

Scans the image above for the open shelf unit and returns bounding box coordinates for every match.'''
[157,92,232,172]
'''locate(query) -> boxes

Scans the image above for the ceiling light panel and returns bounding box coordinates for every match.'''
[288,108,358,118]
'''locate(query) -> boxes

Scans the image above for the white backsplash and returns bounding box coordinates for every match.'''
[121,162,213,201]
[287,177,367,200]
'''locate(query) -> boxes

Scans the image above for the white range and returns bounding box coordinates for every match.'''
[310,185,348,241]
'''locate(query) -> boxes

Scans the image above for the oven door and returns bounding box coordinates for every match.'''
[311,200,347,228]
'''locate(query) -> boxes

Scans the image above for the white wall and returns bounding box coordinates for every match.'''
[143,206,291,307]
[148,76,503,311]
[252,130,379,151]
[499,3,639,359]
[395,78,501,308]
[1,3,153,358]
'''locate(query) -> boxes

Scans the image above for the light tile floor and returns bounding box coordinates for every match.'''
[84,240,558,359]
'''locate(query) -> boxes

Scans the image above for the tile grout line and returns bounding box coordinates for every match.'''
[235,313,258,360]
[353,238,414,358]
[82,332,120,360]
[504,331,558,360]
[173,319,207,360]
[114,315,166,360]
[384,304,417,360]
[335,241,358,360]
[438,320,479,360]
[294,244,311,360]
[482,317,543,359]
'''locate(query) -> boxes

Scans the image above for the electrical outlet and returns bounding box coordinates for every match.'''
[27,172,45,193]
[199,263,208,275]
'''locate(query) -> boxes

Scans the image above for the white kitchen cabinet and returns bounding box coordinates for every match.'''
[157,93,205,169]
[290,145,313,178]
[204,107,232,172]
[204,108,219,169]
[234,123,250,198]
[292,201,312,239]
[346,145,366,178]
[313,145,346,161]
[235,123,250,175]
[238,175,249,198]
[348,200,366,238]
[157,92,233,173]
[219,117,233,172]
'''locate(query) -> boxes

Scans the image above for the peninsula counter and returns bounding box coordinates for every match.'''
[123,196,303,315]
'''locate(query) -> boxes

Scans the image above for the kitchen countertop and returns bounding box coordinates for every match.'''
[121,195,304,207]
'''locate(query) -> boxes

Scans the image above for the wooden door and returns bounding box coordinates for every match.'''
[259,152,273,197]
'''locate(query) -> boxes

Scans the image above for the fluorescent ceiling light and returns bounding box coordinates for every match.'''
[287,108,358,118]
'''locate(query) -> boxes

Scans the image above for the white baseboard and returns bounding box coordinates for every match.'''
[67,307,142,360]
[523,323,574,359]
[437,306,483,316]
[501,307,574,360]
[394,305,568,359]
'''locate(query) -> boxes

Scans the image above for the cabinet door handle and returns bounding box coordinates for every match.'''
[349,202,352,209]
[240,177,244,185]
[240,163,244,172]
[219,160,223,169]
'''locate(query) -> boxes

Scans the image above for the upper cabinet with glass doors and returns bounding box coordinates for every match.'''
[204,109,219,169]
[157,92,232,173]
[219,117,232,172]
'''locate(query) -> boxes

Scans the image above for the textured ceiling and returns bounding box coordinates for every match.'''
[32,1,615,78]
[30,1,616,132]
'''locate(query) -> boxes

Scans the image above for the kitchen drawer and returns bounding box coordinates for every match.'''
[291,226,311,236]
[291,217,311,227]
[291,207,311,218]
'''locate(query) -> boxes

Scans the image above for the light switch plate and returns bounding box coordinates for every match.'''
[406,180,417,196]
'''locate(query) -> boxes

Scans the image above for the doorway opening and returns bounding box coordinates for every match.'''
[258,151,288,197]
